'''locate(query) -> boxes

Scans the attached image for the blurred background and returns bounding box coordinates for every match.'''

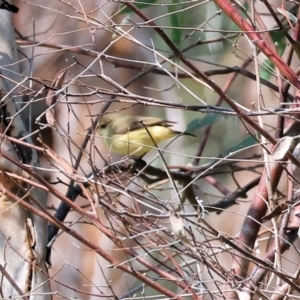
[9,0,299,298]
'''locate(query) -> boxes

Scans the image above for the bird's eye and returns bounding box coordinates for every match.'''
[100,123,107,129]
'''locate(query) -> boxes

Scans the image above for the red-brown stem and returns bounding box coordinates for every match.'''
[213,0,300,89]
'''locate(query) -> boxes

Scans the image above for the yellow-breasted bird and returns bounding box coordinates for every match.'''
[96,112,195,156]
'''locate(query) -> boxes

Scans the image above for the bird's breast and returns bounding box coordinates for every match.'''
[101,126,177,156]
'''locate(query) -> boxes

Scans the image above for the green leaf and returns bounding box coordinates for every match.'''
[276,7,298,24]
[260,59,275,81]
[222,135,259,157]
[168,0,182,47]
[270,30,287,56]
[170,12,181,46]
[119,0,159,15]
[260,30,287,81]
[185,114,220,134]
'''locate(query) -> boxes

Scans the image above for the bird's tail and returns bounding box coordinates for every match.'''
[174,130,197,138]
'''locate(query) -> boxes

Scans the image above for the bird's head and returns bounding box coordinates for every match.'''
[97,114,115,137]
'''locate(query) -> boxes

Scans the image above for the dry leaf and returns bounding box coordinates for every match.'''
[169,213,186,240]
[235,290,251,300]
[45,69,67,126]
[262,203,288,222]
[292,143,300,177]
[271,136,296,161]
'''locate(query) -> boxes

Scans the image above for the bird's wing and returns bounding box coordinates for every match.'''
[130,117,175,130]
[114,116,176,134]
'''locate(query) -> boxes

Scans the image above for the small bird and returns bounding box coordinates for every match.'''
[97,112,195,157]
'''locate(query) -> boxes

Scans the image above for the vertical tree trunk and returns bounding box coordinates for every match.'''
[0,5,50,299]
